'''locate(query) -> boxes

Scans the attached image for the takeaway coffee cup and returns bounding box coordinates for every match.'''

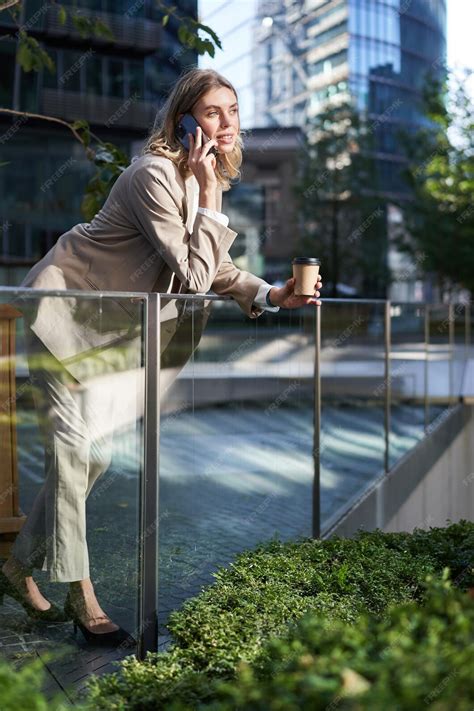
[292,257,321,296]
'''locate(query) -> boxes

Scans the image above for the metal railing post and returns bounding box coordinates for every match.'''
[312,305,321,538]
[138,293,160,659]
[384,301,391,473]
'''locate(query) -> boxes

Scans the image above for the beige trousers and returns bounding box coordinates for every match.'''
[12,331,117,582]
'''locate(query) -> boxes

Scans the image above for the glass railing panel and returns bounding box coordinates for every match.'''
[0,288,146,695]
[389,302,427,464]
[157,296,316,632]
[319,300,386,530]
[428,304,452,417]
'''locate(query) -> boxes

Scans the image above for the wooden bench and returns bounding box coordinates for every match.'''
[0,305,26,558]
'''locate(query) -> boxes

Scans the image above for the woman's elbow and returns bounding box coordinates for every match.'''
[182,271,213,295]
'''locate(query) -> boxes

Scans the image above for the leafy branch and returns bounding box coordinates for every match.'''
[2,2,115,74]
[157,1,222,57]
[0,0,20,11]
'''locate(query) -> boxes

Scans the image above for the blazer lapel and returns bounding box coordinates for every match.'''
[185,174,196,234]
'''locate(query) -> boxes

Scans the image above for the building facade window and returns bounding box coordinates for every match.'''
[309,19,348,45]
[306,0,346,31]
[0,40,15,106]
[308,49,348,76]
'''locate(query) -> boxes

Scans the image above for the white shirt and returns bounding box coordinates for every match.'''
[189,178,280,312]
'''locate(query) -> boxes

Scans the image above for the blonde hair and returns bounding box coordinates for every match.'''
[141,68,243,191]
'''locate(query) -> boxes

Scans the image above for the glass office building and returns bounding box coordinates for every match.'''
[254,0,447,195]
[199,0,446,294]
[0,0,197,284]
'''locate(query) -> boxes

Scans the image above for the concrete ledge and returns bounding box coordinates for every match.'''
[322,404,473,539]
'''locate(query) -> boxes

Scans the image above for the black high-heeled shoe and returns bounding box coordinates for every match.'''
[0,569,68,623]
[64,592,136,648]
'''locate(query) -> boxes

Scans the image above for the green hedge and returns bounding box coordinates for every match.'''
[83,521,474,710]
[201,571,474,710]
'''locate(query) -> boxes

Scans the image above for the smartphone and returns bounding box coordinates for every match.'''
[175,113,217,155]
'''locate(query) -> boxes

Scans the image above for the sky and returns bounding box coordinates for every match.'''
[446,0,474,72]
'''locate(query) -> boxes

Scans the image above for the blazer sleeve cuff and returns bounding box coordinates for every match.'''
[197,207,229,228]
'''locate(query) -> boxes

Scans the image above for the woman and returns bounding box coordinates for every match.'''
[0,68,322,646]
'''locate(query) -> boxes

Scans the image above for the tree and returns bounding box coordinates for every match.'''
[0,1,222,219]
[294,101,388,298]
[397,69,474,296]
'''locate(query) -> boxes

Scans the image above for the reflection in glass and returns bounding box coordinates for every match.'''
[320,301,386,528]
[428,304,452,413]
[0,290,145,691]
[158,300,316,627]
[389,303,428,467]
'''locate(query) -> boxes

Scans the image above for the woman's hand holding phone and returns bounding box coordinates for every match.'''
[187,126,219,210]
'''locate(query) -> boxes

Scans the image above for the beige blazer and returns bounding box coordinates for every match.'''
[19,154,267,382]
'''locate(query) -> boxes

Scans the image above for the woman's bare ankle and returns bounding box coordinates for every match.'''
[69,579,101,612]
[68,579,118,632]
[2,557,51,611]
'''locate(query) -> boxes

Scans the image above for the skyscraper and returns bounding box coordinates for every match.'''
[254,0,447,196]
[0,0,198,285]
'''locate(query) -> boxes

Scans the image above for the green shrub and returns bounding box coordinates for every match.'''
[201,570,474,710]
[0,653,68,711]
[84,520,474,710]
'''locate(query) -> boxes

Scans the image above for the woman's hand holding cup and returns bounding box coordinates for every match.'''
[268,257,322,308]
